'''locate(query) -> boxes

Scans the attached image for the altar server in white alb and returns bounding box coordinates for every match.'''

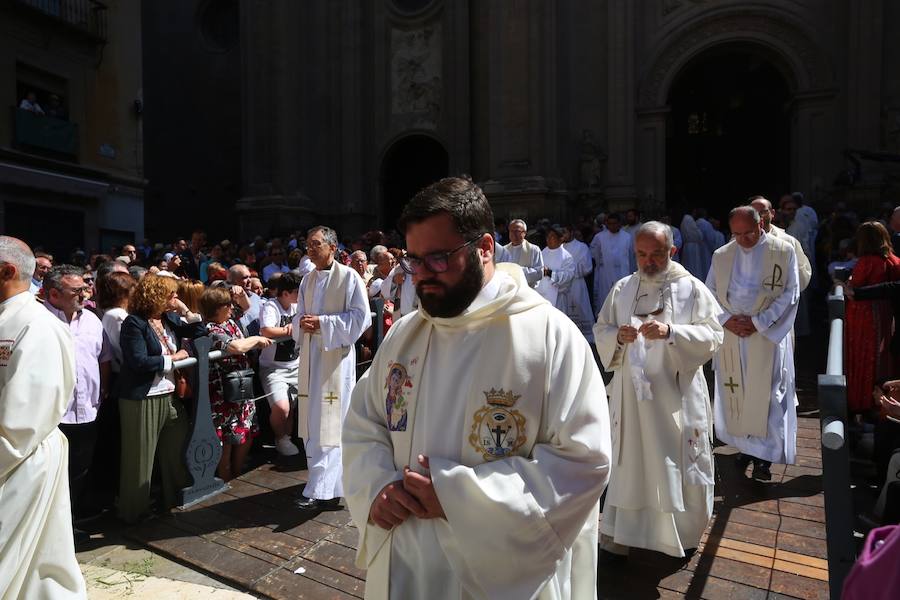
[594,222,722,560]
[503,218,544,287]
[0,236,85,599]
[535,224,577,312]
[343,177,611,600]
[292,226,371,511]
[706,206,799,481]
[562,225,596,341]
[591,213,635,309]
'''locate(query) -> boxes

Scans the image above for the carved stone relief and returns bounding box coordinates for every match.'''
[391,24,442,129]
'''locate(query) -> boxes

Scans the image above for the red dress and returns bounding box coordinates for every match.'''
[846,254,900,412]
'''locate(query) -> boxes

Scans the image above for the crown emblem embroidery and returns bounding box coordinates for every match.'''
[483,388,521,407]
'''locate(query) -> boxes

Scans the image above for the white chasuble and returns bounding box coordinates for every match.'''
[503,240,544,287]
[294,262,371,499]
[706,234,799,464]
[343,266,611,600]
[592,230,635,310]
[593,262,722,557]
[0,292,85,599]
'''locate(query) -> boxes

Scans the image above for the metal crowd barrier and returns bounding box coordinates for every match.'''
[816,284,854,598]
[173,301,384,508]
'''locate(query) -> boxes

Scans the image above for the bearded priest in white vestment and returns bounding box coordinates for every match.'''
[592,214,635,310]
[593,223,722,559]
[706,207,799,481]
[503,218,544,287]
[292,226,371,511]
[0,236,85,599]
[343,178,611,600]
[562,226,597,341]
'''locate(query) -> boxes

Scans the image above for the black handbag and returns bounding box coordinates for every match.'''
[221,368,256,404]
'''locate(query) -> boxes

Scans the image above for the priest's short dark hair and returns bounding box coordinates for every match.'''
[398,175,494,241]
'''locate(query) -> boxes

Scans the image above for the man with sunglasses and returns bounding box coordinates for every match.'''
[43,264,112,545]
[593,221,723,562]
[343,177,611,599]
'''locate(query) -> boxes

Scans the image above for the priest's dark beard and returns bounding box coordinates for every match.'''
[416,249,484,318]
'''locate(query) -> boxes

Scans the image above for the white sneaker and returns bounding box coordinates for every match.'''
[276,436,300,456]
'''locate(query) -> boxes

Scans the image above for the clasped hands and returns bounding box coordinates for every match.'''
[723,315,757,338]
[369,454,446,530]
[617,319,669,344]
[873,381,900,421]
[298,314,320,333]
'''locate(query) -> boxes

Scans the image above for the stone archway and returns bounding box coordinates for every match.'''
[635,9,836,217]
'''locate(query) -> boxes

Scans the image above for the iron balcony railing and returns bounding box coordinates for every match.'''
[13,0,108,41]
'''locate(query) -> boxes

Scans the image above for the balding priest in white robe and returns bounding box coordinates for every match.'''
[594,222,722,559]
[592,213,636,309]
[343,177,611,600]
[706,206,799,481]
[0,236,85,599]
[563,225,597,341]
[293,225,371,511]
[750,196,812,292]
[504,218,543,287]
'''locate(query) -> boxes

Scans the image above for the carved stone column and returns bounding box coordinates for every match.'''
[605,0,637,213]
[846,0,883,151]
[635,106,669,217]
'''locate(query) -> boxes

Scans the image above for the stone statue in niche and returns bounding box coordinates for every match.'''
[579,129,607,190]
[392,25,442,127]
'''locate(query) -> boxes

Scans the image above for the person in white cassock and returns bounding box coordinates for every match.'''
[706,206,799,481]
[592,213,635,309]
[0,236,85,598]
[593,222,723,560]
[292,226,371,511]
[562,225,596,341]
[343,177,612,600]
[536,224,577,312]
[503,218,544,287]
[750,197,812,292]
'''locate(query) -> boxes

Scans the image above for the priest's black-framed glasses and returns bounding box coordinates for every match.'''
[399,235,485,275]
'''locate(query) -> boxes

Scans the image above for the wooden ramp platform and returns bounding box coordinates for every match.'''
[127,416,828,599]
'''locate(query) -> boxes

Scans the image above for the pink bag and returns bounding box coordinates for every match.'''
[842,525,900,600]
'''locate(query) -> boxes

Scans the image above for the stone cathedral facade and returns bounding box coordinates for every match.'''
[142,0,899,240]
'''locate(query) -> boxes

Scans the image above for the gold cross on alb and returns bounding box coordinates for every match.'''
[324,392,339,406]
[724,377,740,393]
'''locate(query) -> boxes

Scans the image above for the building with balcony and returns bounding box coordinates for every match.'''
[0,0,144,259]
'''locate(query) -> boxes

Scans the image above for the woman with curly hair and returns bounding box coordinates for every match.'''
[846,221,900,413]
[117,275,204,523]
[200,286,271,481]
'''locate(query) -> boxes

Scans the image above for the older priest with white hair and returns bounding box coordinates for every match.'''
[0,236,85,598]
[706,206,799,481]
[594,222,723,559]
[503,218,543,287]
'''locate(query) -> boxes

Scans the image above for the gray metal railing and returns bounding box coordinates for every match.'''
[817,284,854,599]
[174,303,384,507]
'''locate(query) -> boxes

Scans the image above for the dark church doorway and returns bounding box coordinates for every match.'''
[666,47,791,220]
[380,134,449,232]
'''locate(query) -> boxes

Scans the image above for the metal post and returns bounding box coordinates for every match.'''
[818,284,854,599]
[178,336,225,507]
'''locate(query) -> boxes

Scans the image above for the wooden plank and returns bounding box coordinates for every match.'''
[284,556,366,598]
[707,535,776,558]
[769,569,830,600]
[778,515,827,540]
[252,564,362,600]
[240,468,305,491]
[708,545,774,569]
[303,539,367,580]
[774,549,829,571]
[776,531,828,560]
[327,525,360,550]
[282,518,339,543]
[777,500,826,523]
